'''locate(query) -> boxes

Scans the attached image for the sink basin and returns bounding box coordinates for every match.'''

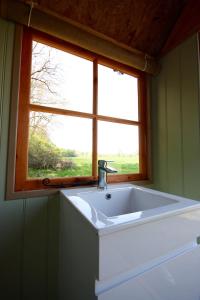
[61,184,200,234]
[79,187,177,217]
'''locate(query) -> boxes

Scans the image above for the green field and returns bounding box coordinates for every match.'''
[28,154,139,178]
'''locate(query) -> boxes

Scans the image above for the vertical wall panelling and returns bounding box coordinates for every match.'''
[0,18,59,300]
[0,18,23,300]
[22,197,48,299]
[180,36,200,198]
[47,195,60,300]
[165,48,183,195]
[151,63,169,191]
[0,15,14,199]
[151,34,200,199]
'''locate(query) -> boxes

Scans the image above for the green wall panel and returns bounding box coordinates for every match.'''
[180,37,200,198]
[151,62,169,191]
[165,48,183,195]
[22,197,48,300]
[151,34,200,199]
[0,18,59,300]
[0,18,23,300]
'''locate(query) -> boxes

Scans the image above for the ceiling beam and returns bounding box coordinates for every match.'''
[162,0,200,55]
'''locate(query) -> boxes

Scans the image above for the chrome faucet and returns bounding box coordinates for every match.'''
[98,160,117,190]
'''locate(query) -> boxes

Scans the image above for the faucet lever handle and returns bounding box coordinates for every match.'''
[98,160,114,167]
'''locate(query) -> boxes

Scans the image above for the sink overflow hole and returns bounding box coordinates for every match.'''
[105,193,112,200]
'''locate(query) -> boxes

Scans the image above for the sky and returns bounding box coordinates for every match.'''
[31,41,139,155]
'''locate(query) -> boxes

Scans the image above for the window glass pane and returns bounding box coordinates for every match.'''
[98,64,138,121]
[31,41,93,113]
[28,112,92,178]
[98,121,139,174]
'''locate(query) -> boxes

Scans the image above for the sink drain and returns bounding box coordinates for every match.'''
[105,193,112,200]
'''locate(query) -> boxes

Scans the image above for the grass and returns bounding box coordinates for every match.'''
[28,154,139,178]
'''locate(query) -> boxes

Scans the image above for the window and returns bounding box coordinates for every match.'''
[15,28,148,191]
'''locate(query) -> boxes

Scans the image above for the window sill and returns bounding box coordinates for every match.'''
[6,179,153,200]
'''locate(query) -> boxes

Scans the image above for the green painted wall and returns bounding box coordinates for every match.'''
[151,34,200,199]
[0,19,59,300]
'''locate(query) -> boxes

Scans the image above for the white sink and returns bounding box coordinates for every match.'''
[79,187,177,217]
[61,184,200,234]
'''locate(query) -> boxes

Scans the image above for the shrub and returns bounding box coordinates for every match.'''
[57,160,76,170]
[60,149,78,157]
[28,132,62,169]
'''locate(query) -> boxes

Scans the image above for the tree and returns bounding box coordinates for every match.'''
[30,41,61,134]
[28,41,77,172]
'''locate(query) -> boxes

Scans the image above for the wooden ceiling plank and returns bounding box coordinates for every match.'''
[162,0,200,55]
[1,0,160,74]
[27,0,186,56]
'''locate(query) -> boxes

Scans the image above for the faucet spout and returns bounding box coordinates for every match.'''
[98,160,117,190]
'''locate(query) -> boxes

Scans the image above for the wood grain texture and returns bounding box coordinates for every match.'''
[92,60,98,176]
[151,33,200,199]
[2,0,160,75]
[15,28,32,191]
[23,0,187,56]
[162,0,200,55]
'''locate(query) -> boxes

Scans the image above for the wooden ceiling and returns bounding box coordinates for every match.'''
[21,0,188,56]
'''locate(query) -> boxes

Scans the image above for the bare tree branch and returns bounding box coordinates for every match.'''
[30,41,66,134]
[31,77,57,94]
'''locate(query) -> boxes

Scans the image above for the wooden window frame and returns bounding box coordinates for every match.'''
[15,27,148,192]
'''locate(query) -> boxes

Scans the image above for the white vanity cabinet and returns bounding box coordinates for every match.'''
[98,247,200,300]
[59,185,200,300]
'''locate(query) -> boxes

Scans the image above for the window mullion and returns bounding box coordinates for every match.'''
[92,60,98,177]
